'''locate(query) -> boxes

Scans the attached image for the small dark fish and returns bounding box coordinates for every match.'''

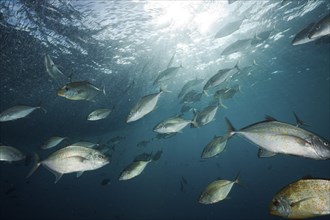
[101,178,111,186]
[180,181,184,192]
[5,187,16,195]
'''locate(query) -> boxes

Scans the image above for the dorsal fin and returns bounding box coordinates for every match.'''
[264,115,277,121]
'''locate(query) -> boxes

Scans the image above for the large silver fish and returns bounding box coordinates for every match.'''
[153,116,192,134]
[224,115,330,160]
[199,174,240,204]
[57,81,105,101]
[203,64,240,94]
[0,105,46,122]
[119,151,162,181]
[126,87,168,123]
[44,55,67,83]
[201,136,227,159]
[308,13,330,39]
[27,146,109,183]
[0,145,25,162]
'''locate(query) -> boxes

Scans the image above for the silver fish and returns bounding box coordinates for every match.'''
[221,39,252,56]
[0,105,46,122]
[308,13,330,39]
[199,175,240,204]
[180,90,203,104]
[69,142,99,148]
[126,87,168,123]
[87,108,112,121]
[203,64,240,94]
[41,137,68,150]
[57,81,105,101]
[201,136,227,159]
[153,116,192,134]
[178,78,204,99]
[214,19,244,39]
[27,146,109,183]
[44,55,66,83]
[153,65,182,85]
[119,151,162,181]
[0,145,25,162]
[224,115,330,160]
[191,102,226,128]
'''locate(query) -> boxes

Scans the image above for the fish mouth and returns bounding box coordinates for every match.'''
[57,89,64,96]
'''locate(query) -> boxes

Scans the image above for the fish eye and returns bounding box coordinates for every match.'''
[272,199,280,206]
[64,87,69,91]
[324,141,329,146]
[97,154,105,159]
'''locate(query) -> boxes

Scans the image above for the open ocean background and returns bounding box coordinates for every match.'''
[0,1,329,219]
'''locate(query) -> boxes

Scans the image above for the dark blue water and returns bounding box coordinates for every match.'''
[1,1,329,219]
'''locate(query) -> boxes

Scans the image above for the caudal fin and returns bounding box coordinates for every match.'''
[224,117,236,139]
[152,150,163,161]
[26,153,41,178]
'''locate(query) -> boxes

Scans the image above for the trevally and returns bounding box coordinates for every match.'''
[153,65,182,85]
[41,137,68,150]
[119,150,162,181]
[44,54,67,84]
[126,87,168,123]
[199,174,240,204]
[0,145,25,162]
[27,146,109,183]
[201,136,228,159]
[0,105,46,122]
[153,116,192,134]
[224,115,330,160]
[214,18,244,39]
[191,101,227,128]
[87,108,113,121]
[57,81,106,101]
[177,78,204,99]
[270,178,330,219]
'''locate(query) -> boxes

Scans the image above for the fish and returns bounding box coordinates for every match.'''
[0,105,46,122]
[153,65,182,85]
[107,136,126,146]
[27,146,109,183]
[178,78,204,99]
[214,19,244,39]
[224,114,330,160]
[0,145,25,162]
[292,23,321,46]
[69,141,99,148]
[137,140,150,148]
[201,136,227,159]
[41,137,68,150]
[182,176,188,184]
[180,90,203,104]
[180,104,193,114]
[180,181,184,192]
[199,174,240,204]
[203,64,240,94]
[221,39,252,56]
[44,55,67,84]
[126,87,168,123]
[119,150,162,181]
[214,85,240,100]
[153,116,192,134]
[251,30,273,45]
[57,81,106,101]
[308,13,330,39]
[87,108,112,121]
[154,132,177,140]
[191,101,226,128]
[269,178,330,219]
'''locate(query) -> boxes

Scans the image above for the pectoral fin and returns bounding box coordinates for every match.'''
[258,148,277,158]
[290,197,313,207]
[276,134,310,146]
[76,171,84,178]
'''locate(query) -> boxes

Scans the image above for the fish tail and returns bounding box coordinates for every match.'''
[224,117,236,138]
[160,85,171,93]
[218,98,228,109]
[234,60,241,71]
[234,172,241,185]
[152,150,163,161]
[26,153,41,178]
[203,90,209,97]
[102,86,107,96]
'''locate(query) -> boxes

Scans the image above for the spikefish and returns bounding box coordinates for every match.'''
[270,178,330,219]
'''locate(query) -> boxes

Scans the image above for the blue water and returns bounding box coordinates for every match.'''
[0,1,329,219]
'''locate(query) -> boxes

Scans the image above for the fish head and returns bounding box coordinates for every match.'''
[126,110,139,123]
[311,135,330,159]
[308,23,324,39]
[269,195,291,218]
[57,85,79,100]
[88,151,110,168]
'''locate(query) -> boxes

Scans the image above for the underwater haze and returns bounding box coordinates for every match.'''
[0,0,329,220]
